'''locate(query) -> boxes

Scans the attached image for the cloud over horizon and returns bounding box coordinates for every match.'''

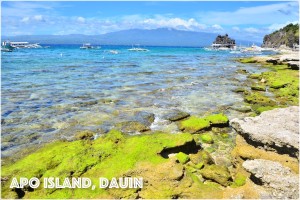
[1,1,299,42]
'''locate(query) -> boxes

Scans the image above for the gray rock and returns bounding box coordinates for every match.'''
[163,109,190,121]
[243,159,299,199]
[134,111,155,126]
[287,61,299,70]
[230,106,299,157]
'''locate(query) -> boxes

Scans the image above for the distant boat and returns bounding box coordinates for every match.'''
[109,50,119,54]
[80,43,100,49]
[1,41,14,52]
[128,44,149,52]
[10,41,42,48]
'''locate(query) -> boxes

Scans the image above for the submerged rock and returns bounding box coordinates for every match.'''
[163,109,190,121]
[230,106,299,158]
[116,121,150,133]
[243,159,299,199]
[134,111,155,126]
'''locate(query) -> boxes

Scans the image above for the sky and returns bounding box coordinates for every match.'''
[1,1,299,41]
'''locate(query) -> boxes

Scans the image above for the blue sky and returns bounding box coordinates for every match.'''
[1,1,299,41]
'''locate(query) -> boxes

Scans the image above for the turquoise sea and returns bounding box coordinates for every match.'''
[1,45,273,157]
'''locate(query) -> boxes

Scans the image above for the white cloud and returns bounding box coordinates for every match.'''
[232,26,240,32]
[244,27,259,33]
[268,21,298,31]
[212,24,223,30]
[21,17,30,22]
[142,17,207,31]
[197,2,298,25]
[77,17,86,23]
[33,15,44,21]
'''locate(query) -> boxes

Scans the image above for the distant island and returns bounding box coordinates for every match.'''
[2,28,258,47]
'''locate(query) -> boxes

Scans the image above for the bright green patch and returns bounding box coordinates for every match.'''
[205,113,229,126]
[176,152,190,164]
[251,105,279,114]
[200,134,214,144]
[179,116,210,133]
[231,173,247,187]
[1,131,195,198]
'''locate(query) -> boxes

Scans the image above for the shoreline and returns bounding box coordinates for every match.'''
[1,50,299,198]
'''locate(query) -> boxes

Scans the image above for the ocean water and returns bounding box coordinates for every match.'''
[1,45,272,156]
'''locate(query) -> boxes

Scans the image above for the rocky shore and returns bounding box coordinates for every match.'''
[1,50,299,199]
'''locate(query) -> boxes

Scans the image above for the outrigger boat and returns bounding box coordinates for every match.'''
[80,43,100,49]
[1,41,15,52]
[128,44,149,52]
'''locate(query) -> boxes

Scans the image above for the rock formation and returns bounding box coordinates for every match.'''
[262,23,299,48]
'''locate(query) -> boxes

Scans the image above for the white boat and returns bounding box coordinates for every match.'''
[10,42,42,48]
[128,45,149,52]
[109,50,119,54]
[80,43,100,49]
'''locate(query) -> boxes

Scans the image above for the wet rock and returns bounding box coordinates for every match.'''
[243,159,299,199]
[75,130,95,140]
[287,61,299,70]
[230,105,252,113]
[230,106,299,158]
[251,85,266,91]
[116,121,150,133]
[189,150,214,165]
[134,111,155,126]
[266,58,280,65]
[163,109,190,121]
[200,164,232,186]
[232,87,247,93]
[235,69,248,74]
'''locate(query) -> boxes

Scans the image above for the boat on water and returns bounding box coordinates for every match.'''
[80,43,100,49]
[1,41,15,52]
[128,45,149,52]
[10,42,42,48]
[109,50,119,54]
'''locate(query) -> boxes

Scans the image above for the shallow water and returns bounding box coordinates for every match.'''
[1,45,272,156]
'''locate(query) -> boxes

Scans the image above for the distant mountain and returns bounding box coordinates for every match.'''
[2,28,256,47]
[262,23,299,48]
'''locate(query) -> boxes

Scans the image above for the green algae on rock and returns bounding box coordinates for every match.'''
[179,116,210,133]
[200,134,214,144]
[176,152,190,164]
[200,164,232,186]
[205,113,229,127]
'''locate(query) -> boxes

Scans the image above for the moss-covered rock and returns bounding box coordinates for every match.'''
[176,152,190,164]
[244,92,276,106]
[200,165,232,186]
[179,116,210,133]
[200,134,214,144]
[1,131,199,198]
[75,130,95,140]
[189,150,215,165]
[248,73,262,79]
[231,173,247,187]
[237,57,257,63]
[232,87,247,93]
[251,85,266,91]
[205,113,229,127]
